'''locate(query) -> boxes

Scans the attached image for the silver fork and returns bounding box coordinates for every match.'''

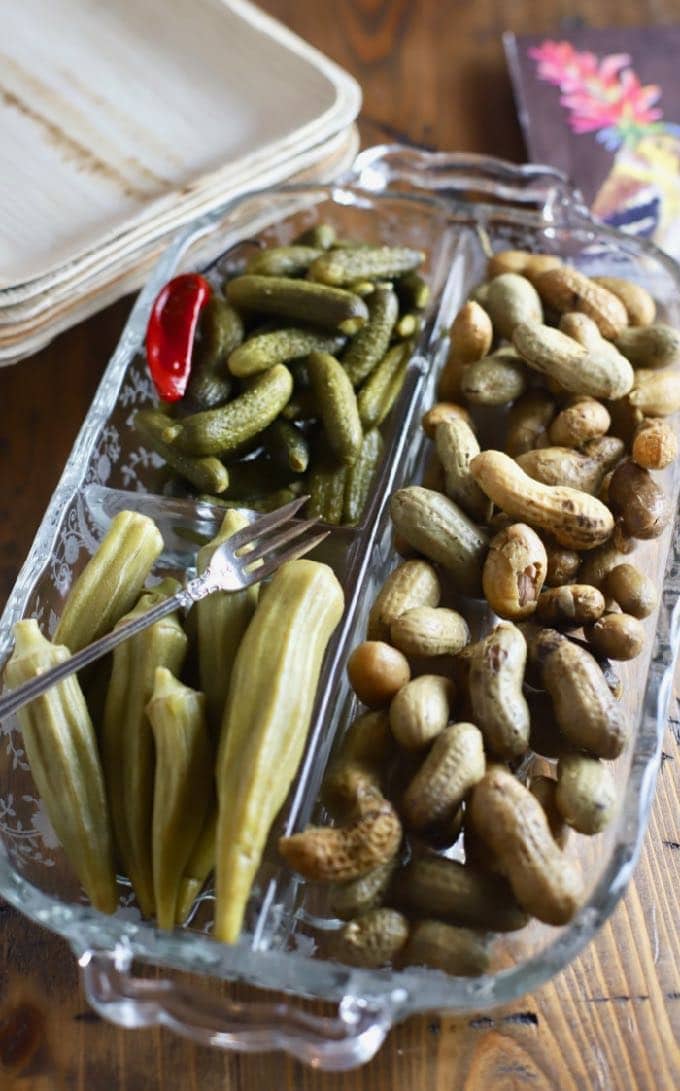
[0,496,328,723]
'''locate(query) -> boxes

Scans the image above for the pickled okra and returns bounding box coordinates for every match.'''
[5,621,119,913]
[215,559,344,942]
[226,275,369,334]
[195,510,260,733]
[186,296,243,410]
[102,580,188,917]
[134,408,230,494]
[147,669,212,930]
[342,286,399,386]
[307,351,363,464]
[309,245,425,287]
[228,328,345,377]
[54,510,163,653]
[167,364,293,457]
[175,805,217,924]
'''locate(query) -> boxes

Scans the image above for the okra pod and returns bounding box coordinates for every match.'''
[186,296,243,410]
[246,245,323,278]
[166,364,293,457]
[307,351,363,465]
[101,580,188,917]
[196,510,260,733]
[5,621,118,913]
[147,668,212,930]
[226,275,369,335]
[343,429,384,525]
[357,342,411,428]
[175,805,217,925]
[54,510,163,653]
[342,286,399,387]
[134,408,230,495]
[228,328,345,378]
[309,245,424,287]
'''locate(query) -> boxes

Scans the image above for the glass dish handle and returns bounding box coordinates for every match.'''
[79,947,392,1071]
[347,142,592,223]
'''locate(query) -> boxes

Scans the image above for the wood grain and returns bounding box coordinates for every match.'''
[1,1,680,1088]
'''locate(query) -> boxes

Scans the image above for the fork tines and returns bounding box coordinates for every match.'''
[253,528,330,583]
[226,494,308,553]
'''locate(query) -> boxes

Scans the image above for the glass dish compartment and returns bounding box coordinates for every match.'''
[1,148,680,1068]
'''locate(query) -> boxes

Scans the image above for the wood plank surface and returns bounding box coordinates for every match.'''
[1,1,679,1088]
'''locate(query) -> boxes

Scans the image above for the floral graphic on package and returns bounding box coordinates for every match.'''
[531,40,680,250]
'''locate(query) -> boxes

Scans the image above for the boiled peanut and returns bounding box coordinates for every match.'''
[529,628,628,758]
[488,250,562,284]
[548,397,610,448]
[448,300,493,364]
[390,486,489,594]
[390,606,470,658]
[332,908,409,967]
[278,796,402,881]
[367,559,441,641]
[528,690,570,759]
[460,352,528,406]
[581,435,626,472]
[608,459,671,540]
[470,450,614,550]
[607,394,644,444]
[632,418,678,470]
[468,622,529,759]
[535,584,606,626]
[544,539,581,586]
[347,641,411,707]
[390,675,454,750]
[585,612,645,661]
[578,539,629,588]
[403,919,490,976]
[615,323,680,368]
[435,418,492,523]
[505,390,556,456]
[593,276,656,326]
[323,709,394,812]
[422,402,474,438]
[534,265,628,339]
[517,446,607,494]
[603,564,657,619]
[529,775,568,847]
[513,320,633,399]
[485,273,543,340]
[482,523,547,619]
[329,859,396,920]
[629,368,680,416]
[555,754,617,835]
[400,854,529,932]
[559,311,614,353]
[421,450,446,492]
[401,722,485,829]
[468,765,584,925]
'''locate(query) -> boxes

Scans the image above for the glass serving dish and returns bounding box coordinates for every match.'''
[1,145,679,1071]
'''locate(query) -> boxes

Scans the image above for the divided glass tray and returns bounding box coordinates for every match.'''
[1,145,679,1070]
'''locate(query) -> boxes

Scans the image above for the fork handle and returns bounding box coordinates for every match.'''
[0,588,192,723]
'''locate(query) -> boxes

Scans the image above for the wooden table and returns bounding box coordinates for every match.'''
[1,1,679,1087]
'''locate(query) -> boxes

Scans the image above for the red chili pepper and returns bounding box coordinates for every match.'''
[145,273,212,402]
